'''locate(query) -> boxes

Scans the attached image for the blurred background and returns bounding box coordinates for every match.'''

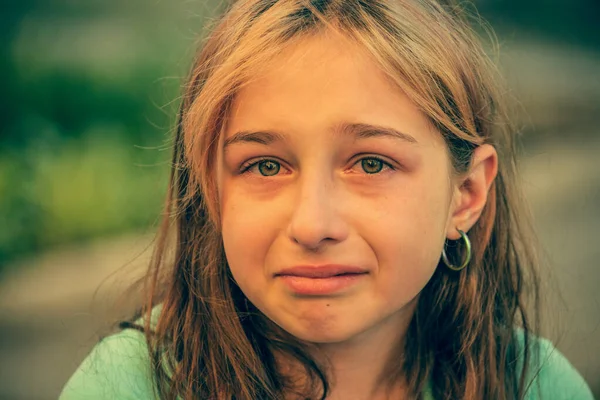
[0,0,598,398]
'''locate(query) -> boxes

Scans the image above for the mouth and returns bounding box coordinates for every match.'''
[275,264,368,278]
[275,271,368,295]
[278,271,367,278]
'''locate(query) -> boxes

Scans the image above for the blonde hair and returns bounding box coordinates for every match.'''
[134,1,542,398]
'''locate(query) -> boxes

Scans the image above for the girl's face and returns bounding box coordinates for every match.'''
[217,33,456,344]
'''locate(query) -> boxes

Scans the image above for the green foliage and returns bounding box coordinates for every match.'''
[0,131,171,267]
[0,1,193,268]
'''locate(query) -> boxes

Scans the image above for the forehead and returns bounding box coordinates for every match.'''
[223,32,441,149]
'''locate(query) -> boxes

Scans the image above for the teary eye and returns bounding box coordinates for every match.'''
[358,157,392,174]
[239,156,395,177]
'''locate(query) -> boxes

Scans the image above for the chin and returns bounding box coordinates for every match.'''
[282,321,360,344]
[256,300,370,344]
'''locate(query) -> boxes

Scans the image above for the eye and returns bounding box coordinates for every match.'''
[352,156,395,175]
[239,156,396,177]
[239,158,282,176]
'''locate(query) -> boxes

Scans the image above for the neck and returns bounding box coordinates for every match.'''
[320,307,414,400]
[281,299,417,400]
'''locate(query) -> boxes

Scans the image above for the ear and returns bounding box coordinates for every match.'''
[446,144,498,240]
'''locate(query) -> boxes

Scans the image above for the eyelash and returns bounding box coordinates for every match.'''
[239,156,396,177]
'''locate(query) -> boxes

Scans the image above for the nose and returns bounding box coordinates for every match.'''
[286,171,348,251]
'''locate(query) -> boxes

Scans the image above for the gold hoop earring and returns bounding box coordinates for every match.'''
[441,228,472,271]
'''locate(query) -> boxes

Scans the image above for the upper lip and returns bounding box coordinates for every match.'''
[275,264,368,278]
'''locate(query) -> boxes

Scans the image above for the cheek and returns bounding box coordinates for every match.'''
[222,218,264,305]
[221,189,248,270]
[373,180,449,298]
[375,224,442,303]
[220,186,273,296]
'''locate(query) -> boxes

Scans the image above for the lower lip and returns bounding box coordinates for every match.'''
[277,273,367,295]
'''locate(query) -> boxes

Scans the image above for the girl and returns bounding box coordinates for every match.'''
[60,0,594,399]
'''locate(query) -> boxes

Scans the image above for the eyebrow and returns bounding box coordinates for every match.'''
[223,122,418,152]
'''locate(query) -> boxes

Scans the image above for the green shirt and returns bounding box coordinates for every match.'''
[59,306,594,400]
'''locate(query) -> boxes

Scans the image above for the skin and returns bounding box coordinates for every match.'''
[216,32,498,399]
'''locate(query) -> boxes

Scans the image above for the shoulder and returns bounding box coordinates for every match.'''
[59,304,164,400]
[513,329,595,400]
